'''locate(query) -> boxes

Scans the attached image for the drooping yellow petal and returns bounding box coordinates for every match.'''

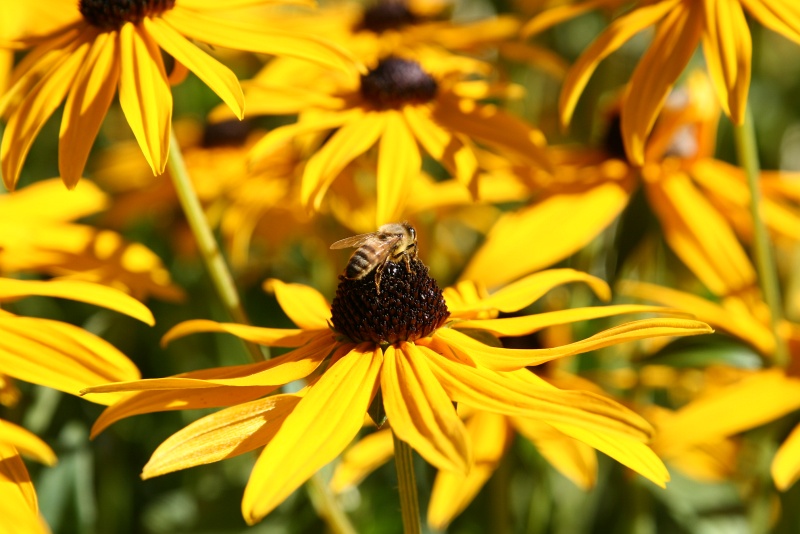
[701,0,751,125]
[559,0,679,128]
[302,111,386,211]
[0,177,107,221]
[382,343,471,473]
[242,344,383,524]
[263,279,332,331]
[0,278,154,326]
[772,423,800,490]
[460,183,630,287]
[118,23,172,175]
[59,30,120,188]
[376,112,421,225]
[621,2,703,165]
[740,0,800,46]
[0,443,46,534]
[330,429,394,493]
[452,268,611,318]
[145,17,244,119]
[0,419,56,466]
[1,33,89,190]
[436,318,712,371]
[654,369,800,457]
[162,319,323,348]
[428,411,511,530]
[142,395,301,478]
[457,304,689,338]
[420,345,653,441]
[521,0,618,37]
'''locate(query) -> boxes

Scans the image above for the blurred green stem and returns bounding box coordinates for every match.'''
[733,109,788,367]
[393,432,422,534]
[166,131,265,363]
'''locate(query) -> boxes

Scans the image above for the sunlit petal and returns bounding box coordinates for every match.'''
[0,420,56,466]
[772,423,800,490]
[377,112,421,225]
[162,319,323,348]
[521,0,618,37]
[740,0,800,46]
[330,429,394,493]
[0,443,46,534]
[263,279,332,331]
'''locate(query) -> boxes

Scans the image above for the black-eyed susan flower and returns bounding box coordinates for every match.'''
[0,0,357,190]
[523,0,800,164]
[85,227,711,524]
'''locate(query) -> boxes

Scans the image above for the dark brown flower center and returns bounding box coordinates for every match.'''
[357,0,419,34]
[330,258,449,345]
[360,57,438,109]
[79,0,175,29]
[201,119,253,148]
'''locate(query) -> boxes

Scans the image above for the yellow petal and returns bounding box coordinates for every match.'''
[0,419,56,466]
[263,279,332,331]
[559,0,679,128]
[382,343,471,473]
[0,443,47,534]
[142,394,301,478]
[162,319,322,347]
[330,429,394,493]
[740,0,800,46]
[376,112,421,225]
[772,423,800,490]
[0,278,154,325]
[59,30,120,188]
[118,23,172,175]
[302,111,386,211]
[428,411,511,530]
[460,184,630,287]
[621,2,703,164]
[420,344,654,441]
[145,17,244,119]
[654,369,800,457]
[0,316,141,404]
[701,0,751,125]
[242,344,383,524]
[0,177,107,221]
[521,0,617,37]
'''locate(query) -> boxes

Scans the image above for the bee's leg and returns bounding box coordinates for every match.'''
[403,251,413,272]
[374,263,385,295]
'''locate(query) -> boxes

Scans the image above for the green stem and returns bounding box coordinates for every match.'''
[393,432,422,534]
[306,475,357,534]
[732,109,788,367]
[166,131,265,363]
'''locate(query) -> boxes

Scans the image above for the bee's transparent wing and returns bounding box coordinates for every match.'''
[330,233,377,250]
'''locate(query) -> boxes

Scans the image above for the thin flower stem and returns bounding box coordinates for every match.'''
[393,431,422,534]
[305,475,358,534]
[732,109,789,367]
[165,131,265,363]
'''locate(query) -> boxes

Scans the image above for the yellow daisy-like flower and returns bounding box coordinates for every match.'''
[0,0,356,190]
[229,49,550,225]
[85,241,711,524]
[523,0,800,164]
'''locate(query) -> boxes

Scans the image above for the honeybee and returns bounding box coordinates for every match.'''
[330,222,418,293]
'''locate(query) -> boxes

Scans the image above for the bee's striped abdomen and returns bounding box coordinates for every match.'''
[346,244,379,279]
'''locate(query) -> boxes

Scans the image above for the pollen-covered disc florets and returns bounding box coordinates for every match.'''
[357,1,419,33]
[360,57,438,109]
[80,0,175,29]
[330,259,449,345]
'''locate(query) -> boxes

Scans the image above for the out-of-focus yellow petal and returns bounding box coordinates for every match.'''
[521,0,618,37]
[701,0,751,125]
[376,112,421,225]
[740,0,800,46]
[118,23,171,176]
[242,344,382,524]
[457,304,689,338]
[263,279,331,331]
[559,0,679,128]
[436,318,712,371]
[0,316,141,404]
[59,30,119,188]
[0,278,154,325]
[162,319,323,348]
[622,2,703,164]
[0,178,107,221]
[461,183,630,287]
[1,34,88,190]
[428,411,511,530]
[0,443,46,534]
[0,420,56,466]
[772,423,800,490]
[420,345,653,441]
[452,268,611,318]
[178,0,315,9]
[145,17,244,119]
[512,417,597,490]
[654,369,800,457]
[302,111,386,211]
[142,394,301,478]
[645,170,756,295]
[163,8,360,74]
[330,429,394,493]
[382,343,470,473]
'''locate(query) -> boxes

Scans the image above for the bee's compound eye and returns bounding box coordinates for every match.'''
[409,226,416,240]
